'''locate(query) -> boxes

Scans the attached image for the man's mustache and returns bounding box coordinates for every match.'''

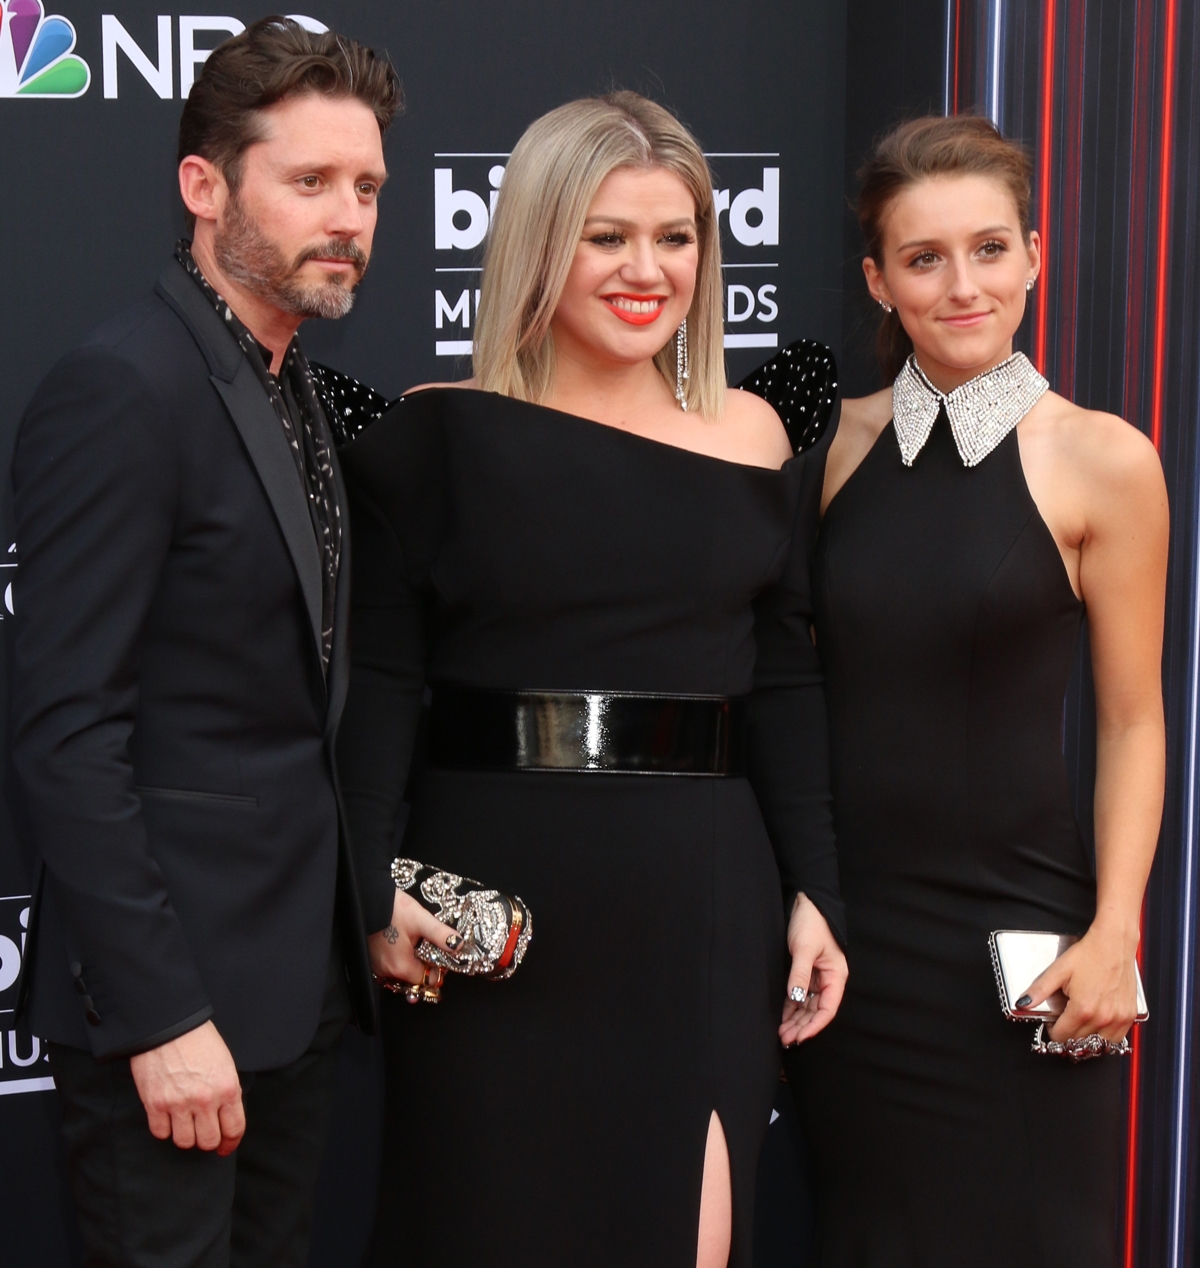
[294,239,369,278]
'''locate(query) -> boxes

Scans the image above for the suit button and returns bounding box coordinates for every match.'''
[84,1006,101,1026]
[74,977,89,995]
[70,962,83,978]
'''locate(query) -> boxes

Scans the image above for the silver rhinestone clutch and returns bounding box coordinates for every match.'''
[391,857,532,980]
[989,929,1146,1061]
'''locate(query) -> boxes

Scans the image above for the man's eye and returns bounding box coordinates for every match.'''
[358,183,377,198]
[300,176,320,189]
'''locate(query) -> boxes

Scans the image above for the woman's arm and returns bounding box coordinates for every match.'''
[748,384,849,1046]
[336,403,462,987]
[1026,411,1168,1042]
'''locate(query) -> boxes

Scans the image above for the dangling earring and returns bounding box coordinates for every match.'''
[879,299,893,314]
[675,319,690,411]
[1026,278,1035,292]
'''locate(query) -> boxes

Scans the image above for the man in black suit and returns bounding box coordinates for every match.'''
[7,18,452,1266]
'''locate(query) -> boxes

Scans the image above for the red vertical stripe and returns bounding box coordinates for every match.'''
[1124,949,1144,1266]
[1124,0,1157,424]
[1034,0,1056,374]
[1149,0,1178,452]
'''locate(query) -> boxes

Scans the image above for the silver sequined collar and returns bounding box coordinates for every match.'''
[891,352,1049,468]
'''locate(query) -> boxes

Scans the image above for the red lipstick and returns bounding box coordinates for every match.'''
[602,293,667,326]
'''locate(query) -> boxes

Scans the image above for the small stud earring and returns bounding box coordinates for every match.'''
[879,300,893,314]
[1026,279,1035,292]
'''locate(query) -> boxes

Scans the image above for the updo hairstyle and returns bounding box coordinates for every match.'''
[857,115,1034,380]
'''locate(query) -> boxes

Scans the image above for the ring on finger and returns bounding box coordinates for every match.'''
[789,985,808,1005]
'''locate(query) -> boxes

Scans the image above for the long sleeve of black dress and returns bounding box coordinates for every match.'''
[746,404,844,946]
[335,395,442,934]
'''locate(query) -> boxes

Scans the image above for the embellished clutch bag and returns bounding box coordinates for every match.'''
[989,929,1147,1061]
[391,857,532,979]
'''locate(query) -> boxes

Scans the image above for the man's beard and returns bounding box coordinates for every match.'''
[214,194,369,320]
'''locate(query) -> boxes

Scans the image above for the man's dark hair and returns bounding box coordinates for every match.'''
[178,16,402,230]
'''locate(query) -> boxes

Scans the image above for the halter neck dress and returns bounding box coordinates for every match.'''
[787,370,1122,1267]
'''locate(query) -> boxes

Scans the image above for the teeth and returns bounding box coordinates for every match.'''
[608,297,661,314]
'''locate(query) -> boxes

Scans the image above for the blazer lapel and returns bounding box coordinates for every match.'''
[156,261,325,669]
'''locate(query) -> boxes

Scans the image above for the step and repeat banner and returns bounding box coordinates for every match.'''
[0,2,848,1262]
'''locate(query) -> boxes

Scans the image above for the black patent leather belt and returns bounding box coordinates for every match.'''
[429,686,746,776]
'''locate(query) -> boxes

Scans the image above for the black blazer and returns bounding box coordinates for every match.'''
[6,258,375,1068]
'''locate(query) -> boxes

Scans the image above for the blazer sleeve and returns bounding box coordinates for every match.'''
[9,347,214,1058]
[336,394,444,934]
[745,399,847,948]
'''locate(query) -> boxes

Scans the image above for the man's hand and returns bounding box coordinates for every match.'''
[129,1020,245,1155]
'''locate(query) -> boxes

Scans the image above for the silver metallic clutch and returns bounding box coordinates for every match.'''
[391,857,532,980]
[989,929,1146,1061]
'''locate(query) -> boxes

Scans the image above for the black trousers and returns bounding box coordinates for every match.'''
[49,949,352,1268]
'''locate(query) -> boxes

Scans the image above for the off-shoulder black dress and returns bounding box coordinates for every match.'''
[330,351,840,1268]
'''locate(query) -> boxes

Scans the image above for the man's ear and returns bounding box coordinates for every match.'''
[179,155,228,227]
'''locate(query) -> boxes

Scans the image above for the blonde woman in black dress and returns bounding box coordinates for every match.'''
[791,115,1167,1266]
[335,93,848,1267]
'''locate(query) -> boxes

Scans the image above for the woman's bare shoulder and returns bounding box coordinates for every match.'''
[1032,392,1163,493]
[839,387,894,441]
[402,377,477,396]
[723,386,793,468]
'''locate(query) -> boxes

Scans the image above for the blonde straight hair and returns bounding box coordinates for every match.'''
[473,91,726,419]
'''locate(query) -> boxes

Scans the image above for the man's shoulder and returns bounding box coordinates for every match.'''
[78,280,201,367]
[37,279,211,407]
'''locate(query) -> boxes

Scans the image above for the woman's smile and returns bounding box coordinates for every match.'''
[602,292,669,324]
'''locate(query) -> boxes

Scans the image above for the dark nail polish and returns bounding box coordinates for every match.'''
[446,934,464,950]
[1015,995,1032,1009]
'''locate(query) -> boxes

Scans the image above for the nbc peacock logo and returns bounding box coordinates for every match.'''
[0,0,90,97]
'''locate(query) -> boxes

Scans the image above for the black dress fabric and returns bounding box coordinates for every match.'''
[789,406,1121,1267]
[334,369,841,1268]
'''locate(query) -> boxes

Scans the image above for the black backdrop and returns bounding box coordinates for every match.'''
[0,2,855,1262]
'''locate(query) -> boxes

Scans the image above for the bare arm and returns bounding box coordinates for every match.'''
[1026,412,1168,1041]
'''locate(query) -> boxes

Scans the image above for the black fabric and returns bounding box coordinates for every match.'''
[6,256,374,1068]
[790,409,1121,1266]
[335,384,841,1267]
[48,948,350,1268]
[737,338,840,455]
[174,242,342,674]
[310,362,391,446]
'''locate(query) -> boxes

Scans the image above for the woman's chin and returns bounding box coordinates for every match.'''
[918,332,1016,376]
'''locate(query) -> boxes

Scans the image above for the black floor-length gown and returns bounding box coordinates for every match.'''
[331,364,842,1268]
[788,402,1122,1267]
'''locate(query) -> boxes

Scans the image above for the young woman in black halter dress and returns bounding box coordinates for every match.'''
[787,116,1168,1266]
[332,93,848,1268]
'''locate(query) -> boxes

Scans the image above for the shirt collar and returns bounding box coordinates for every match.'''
[891,352,1049,468]
[174,239,297,376]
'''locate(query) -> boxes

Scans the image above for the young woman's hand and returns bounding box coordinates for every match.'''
[780,893,848,1046]
[1021,924,1140,1043]
[368,888,464,998]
